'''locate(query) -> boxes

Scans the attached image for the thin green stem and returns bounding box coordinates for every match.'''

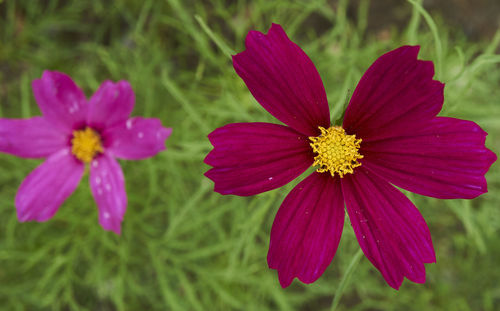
[330,248,364,311]
[195,14,235,59]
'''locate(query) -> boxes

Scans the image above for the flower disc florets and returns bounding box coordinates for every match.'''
[71,127,103,163]
[309,126,363,178]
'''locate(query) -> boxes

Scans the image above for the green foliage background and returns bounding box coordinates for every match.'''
[0,0,499,310]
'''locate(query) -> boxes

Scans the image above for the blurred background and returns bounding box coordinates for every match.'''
[0,0,499,310]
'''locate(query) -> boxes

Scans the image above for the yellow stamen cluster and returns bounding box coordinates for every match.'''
[309,126,363,178]
[71,127,103,163]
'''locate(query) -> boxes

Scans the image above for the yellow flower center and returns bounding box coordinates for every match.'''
[309,126,363,178]
[71,127,103,163]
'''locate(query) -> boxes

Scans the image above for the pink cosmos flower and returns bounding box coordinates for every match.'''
[0,71,171,234]
[204,24,497,289]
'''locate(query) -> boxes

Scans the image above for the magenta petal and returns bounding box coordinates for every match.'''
[204,122,313,196]
[268,172,344,288]
[341,168,435,290]
[90,154,127,234]
[104,117,171,160]
[0,117,67,158]
[343,46,444,141]
[32,71,87,132]
[87,80,135,130]
[16,149,84,222]
[233,24,330,136]
[362,117,497,199]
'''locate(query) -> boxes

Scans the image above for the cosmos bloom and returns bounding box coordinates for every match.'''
[0,71,171,234]
[204,24,496,289]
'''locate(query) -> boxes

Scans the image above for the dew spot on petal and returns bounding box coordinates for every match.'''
[68,101,80,114]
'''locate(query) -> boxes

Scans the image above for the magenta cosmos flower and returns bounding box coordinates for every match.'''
[204,24,497,289]
[0,71,171,234]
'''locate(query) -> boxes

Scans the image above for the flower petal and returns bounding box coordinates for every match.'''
[268,172,345,288]
[90,154,127,234]
[343,46,444,141]
[204,122,313,196]
[341,168,435,290]
[104,117,172,160]
[233,23,330,136]
[15,149,84,222]
[0,117,67,158]
[32,71,88,132]
[87,80,135,131]
[362,117,497,199]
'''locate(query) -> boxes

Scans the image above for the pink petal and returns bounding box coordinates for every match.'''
[362,117,497,199]
[0,117,67,158]
[343,46,444,141]
[32,71,88,132]
[89,154,127,234]
[103,117,172,160]
[87,80,135,131]
[341,168,435,290]
[268,172,345,288]
[16,149,84,222]
[233,23,330,136]
[204,122,313,196]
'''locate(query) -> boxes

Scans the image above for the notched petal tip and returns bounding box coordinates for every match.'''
[243,23,286,48]
[203,123,312,196]
[41,70,68,81]
[277,274,294,288]
[88,79,136,130]
[362,117,497,199]
[15,149,84,223]
[486,148,498,167]
[0,117,66,158]
[268,173,345,288]
[344,45,443,139]
[159,127,173,142]
[396,45,420,54]
[100,219,122,235]
[204,168,237,196]
[342,168,435,289]
[32,70,88,132]
[90,154,127,235]
[203,149,217,166]
[104,117,171,160]
[233,24,330,136]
